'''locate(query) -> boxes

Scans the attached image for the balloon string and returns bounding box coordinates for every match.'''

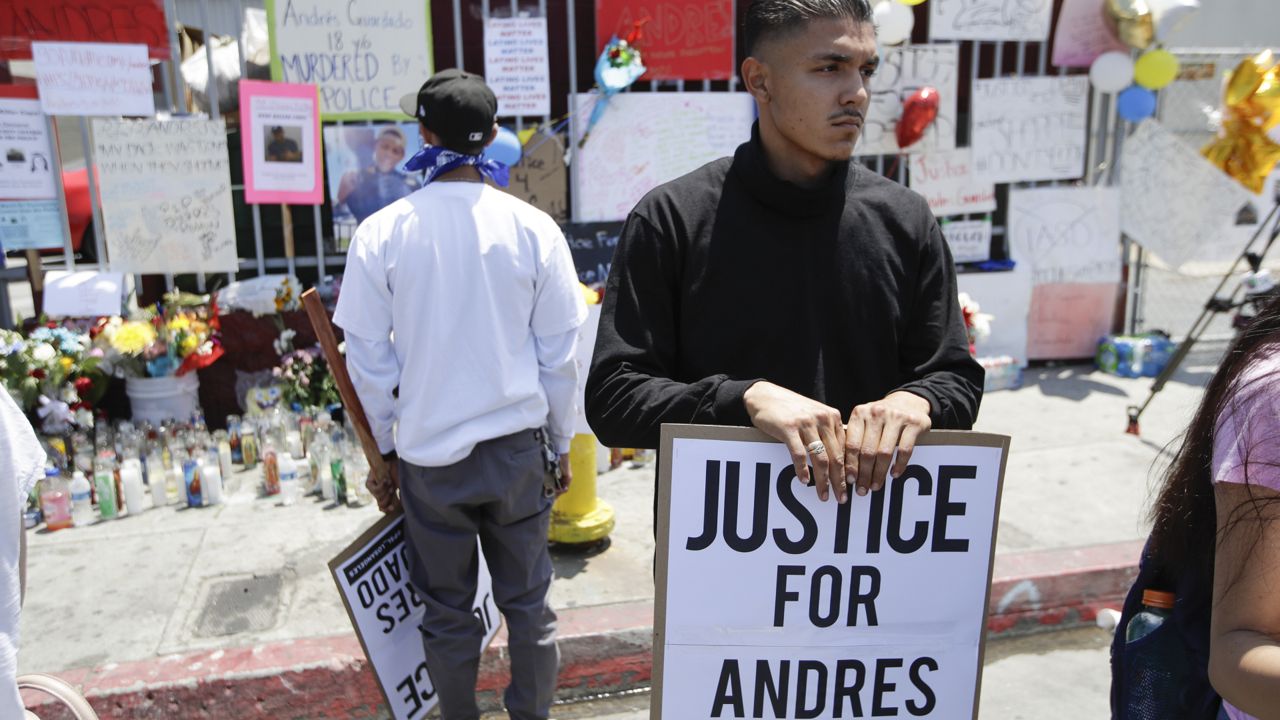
[519,93,604,155]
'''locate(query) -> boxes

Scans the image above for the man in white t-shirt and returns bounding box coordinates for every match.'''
[0,390,44,718]
[334,69,586,720]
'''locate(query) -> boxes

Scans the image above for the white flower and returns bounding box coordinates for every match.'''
[32,343,56,362]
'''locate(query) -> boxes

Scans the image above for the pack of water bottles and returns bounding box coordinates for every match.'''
[1096,332,1176,379]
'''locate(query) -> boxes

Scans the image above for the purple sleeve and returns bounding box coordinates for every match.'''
[1213,354,1280,491]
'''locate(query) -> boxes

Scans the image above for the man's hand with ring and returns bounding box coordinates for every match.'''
[844,391,932,497]
[744,381,848,503]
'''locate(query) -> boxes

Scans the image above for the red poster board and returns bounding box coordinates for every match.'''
[0,0,170,60]
[594,0,734,81]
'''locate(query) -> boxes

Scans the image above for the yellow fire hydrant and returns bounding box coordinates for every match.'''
[549,433,615,544]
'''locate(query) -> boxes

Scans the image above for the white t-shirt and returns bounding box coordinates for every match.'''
[334,181,587,467]
[0,390,44,718]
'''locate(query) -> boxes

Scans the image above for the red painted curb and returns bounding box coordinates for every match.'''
[24,542,1143,718]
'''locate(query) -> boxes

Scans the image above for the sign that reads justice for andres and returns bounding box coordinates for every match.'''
[654,426,1008,720]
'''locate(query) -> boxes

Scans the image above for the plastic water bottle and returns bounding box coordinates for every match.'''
[1123,589,1189,717]
[94,466,117,520]
[69,471,93,528]
[279,453,300,506]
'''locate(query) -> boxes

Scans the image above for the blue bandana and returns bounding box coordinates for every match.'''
[403,144,510,187]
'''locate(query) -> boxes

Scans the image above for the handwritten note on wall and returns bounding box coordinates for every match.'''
[572,93,753,222]
[971,76,1089,184]
[594,0,734,81]
[94,118,239,274]
[268,0,431,120]
[1008,187,1121,285]
[1051,0,1129,68]
[1120,120,1253,269]
[942,219,992,264]
[857,44,958,156]
[929,0,1054,41]
[32,41,155,117]
[484,18,551,117]
[502,131,567,222]
[909,149,996,216]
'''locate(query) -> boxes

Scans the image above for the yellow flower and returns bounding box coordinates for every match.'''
[168,315,191,331]
[59,357,73,372]
[110,322,157,355]
[178,334,199,356]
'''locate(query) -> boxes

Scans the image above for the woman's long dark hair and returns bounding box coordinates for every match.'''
[1148,293,1280,585]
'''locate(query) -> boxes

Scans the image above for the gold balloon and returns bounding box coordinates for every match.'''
[1103,0,1155,50]
[1203,52,1280,194]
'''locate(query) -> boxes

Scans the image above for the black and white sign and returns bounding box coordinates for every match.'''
[654,425,1008,720]
[330,512,500,720]
[563,221,623,285]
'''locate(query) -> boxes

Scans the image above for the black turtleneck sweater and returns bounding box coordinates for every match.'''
[585,127,984,449]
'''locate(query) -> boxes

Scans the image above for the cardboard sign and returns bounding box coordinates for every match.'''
[484,17,552,118]
[0,0,169,61]
[94,118,239,273]
[330,512,501,720]
[0,199,64,251]
[654,426,1008,719]
[970,76,1089,184]
[0,98,56,200]
[929,0,1053,41]
[909,149,996,217]
[32,41,155,117]
[42,271,124,318]
[1119,120,1253,269]
[267,0,433,120]
[1050,0,1129,68]
[563,221,624,285]
[239,80,324,205]
[856,44,959,157]
[942,219,993,264]
[503,131,568,222]
[571,92,753,222]
[594,0,734,81]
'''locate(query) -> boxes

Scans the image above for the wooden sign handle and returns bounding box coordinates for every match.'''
[301,288,388,480]
[282,204,296,260]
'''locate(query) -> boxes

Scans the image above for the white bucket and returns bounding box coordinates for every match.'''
[126,374,201,425]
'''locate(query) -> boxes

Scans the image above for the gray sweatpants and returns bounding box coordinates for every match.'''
[398,429,560,720]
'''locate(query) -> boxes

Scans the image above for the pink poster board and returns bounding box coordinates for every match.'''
[239,80,323,205]
[1051,0,1127,68]
[1027,283,1120,360]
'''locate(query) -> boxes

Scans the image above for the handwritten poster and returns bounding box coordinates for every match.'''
[1120,120,1253,269]
[1051,0,1129,68]
[0,0,169,60]
[909,149,996,216]
[929,0,1054,41]
[1009,187,1121,360]
[0,200,64,251]
[942,219,993,264]
[32,41,155,117]
[857,44,959,156]
[94,118,239,274]
[572,92,753,222]
[595,0,734,81]
[1007,187,1121,285]
[971,76,1089,184]
[0,99,56,200]
[484,17,551,117]
[240,80,323,205]
[42,271,125,318]
[267,0,433,120]
[564,221,624,285]
[502,131,568,222]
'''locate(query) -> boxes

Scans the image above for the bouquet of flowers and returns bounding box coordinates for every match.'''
[958,292,993,356]
[0,325,104,433]
[94,292,224,378]
[274,346,340,411]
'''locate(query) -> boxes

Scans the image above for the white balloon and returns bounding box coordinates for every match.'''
[1090,51,1136,94]
[873,0,914,46]
[1149,0,1201,41]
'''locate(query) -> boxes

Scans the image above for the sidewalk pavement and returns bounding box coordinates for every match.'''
[17,348,1222,717]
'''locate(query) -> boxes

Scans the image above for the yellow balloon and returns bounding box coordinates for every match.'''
[1134,49,1180,89]
[896,0,927,5]
[1103,0,1155,50]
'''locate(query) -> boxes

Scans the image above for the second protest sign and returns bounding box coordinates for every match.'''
[654,425,1008,720]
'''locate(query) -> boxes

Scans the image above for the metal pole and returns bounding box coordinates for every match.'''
[453,0,465,68]
[313,204,325,281]
[78,119,107,271]
[46,116,76,270]
[164,0,186,111]
[566,0,579,221]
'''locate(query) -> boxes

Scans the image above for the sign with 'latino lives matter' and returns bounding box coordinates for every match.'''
[655,425,1008,720]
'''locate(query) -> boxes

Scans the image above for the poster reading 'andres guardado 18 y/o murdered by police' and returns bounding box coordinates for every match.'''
[266,0,433,121]
[654,425,1009,720]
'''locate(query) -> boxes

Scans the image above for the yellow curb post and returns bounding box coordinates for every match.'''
[549,433,615,544]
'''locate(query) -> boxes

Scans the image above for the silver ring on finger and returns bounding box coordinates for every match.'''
[806,440,826,456]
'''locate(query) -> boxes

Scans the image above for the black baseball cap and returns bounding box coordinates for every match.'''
[399,69,498,152]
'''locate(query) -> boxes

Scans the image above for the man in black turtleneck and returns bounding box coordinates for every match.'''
[585,0,984,507]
